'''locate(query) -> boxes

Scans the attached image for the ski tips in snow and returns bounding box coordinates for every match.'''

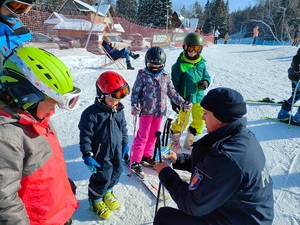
[262,116,300,127]
[245,98,298,107]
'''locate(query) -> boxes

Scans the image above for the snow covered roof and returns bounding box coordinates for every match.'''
[113,23,125,33]
[44,12,88,25]
[92,3,111,16]
[72,0,104,16]
[53,21,106,32]
[172,28,185,33]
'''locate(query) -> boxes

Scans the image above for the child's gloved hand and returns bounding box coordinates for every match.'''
[181,102,192,112]
[122,145,130,160]
[197,80,209,90]
[83,155,101,173]
[131,105,141,116]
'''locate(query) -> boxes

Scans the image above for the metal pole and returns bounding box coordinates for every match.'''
[85,0,102,49]
[166,7,169,34]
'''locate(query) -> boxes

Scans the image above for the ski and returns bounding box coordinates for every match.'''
[262,116,300,126]
[246,97,298,107]
[124,161,170,201]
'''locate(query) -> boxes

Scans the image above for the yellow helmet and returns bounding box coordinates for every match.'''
[0,47,81,111]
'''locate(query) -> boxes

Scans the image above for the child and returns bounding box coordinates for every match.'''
[130,46,192,179]
[277,48,300,123]
[78,71,129,220]
[170,32,211,151]
[0,0,34,70]
[0,46,80,225]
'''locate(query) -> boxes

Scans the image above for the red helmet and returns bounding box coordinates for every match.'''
[96,71,130,99]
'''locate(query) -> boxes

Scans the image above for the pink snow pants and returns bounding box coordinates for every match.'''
[131,115,163,163]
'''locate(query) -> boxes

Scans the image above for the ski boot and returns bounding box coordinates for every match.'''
[183,128,195,150]
[89,199,111,220]
[131,162,145,179]
[169,131,182,152]
[141,156,155,167]
[292,108,300,124]
[277,109,291,121]
[103,191,119,210]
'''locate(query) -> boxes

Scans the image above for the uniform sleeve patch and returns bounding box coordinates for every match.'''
[188,170,203,191]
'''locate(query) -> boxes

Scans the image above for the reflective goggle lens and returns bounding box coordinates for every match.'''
[147,63,164,71]
[57,87,81,110]
[5,0,33,16]
[105,85,130,99]
[185,44,202,53]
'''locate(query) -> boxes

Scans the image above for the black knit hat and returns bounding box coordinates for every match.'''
[201,87,247,122]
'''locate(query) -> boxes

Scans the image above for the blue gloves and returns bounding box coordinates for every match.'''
[122,145,130,161]
[83,156,101,173]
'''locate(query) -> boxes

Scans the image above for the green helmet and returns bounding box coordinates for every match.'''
[183,32,205,46]
[0,46,81,111]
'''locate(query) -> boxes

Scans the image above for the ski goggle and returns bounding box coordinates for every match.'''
[104,84,130,99]
[7,52,81,111]
[184,44,203,53]
[56,86,81,110]
[4,0,34,17]
[147,63,164,71]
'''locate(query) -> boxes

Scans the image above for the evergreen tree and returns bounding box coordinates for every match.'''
[136,0,152,26]
[203,0,214,33]
[116,0,137,21]
[192,1,203,28]
[211,0,228,36]
[180,5,187,18]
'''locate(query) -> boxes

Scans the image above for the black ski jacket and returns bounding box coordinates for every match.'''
[159,118,274,225]
[78,98,128,194]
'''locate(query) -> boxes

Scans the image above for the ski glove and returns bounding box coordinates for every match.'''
[131,105,141,116]
[181,102,192,112]
[83,156,101,173]
[171,102,180,114]
[122,145,130,160]
[197,80,209,90]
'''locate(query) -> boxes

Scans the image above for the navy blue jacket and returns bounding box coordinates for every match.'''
[102,40,126,60]
[159,118,274,225]
[78,98,128,192]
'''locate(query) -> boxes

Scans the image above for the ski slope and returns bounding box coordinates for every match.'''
[48,44,300,224]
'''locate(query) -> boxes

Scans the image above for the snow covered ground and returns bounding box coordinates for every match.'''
[47,43,300,225]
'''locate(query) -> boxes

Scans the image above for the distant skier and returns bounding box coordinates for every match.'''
[277,48,300,123]
[78,71,130,220]
[130,46,192,179]
[214,28,220,44]
[292,27,299,47]
[252,25,259,46]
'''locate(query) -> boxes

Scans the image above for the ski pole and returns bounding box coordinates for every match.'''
[154,131,163,215]
[164,118,173,146]
[288,78,300,126]
[127,114,138,180]
[174,94,192,153]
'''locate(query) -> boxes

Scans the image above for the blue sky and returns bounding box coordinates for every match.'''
[172,0,257,12]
